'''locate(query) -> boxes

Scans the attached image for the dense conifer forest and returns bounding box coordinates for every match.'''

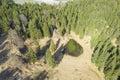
[0,0,120,80]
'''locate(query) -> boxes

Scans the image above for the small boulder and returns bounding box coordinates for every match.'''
[18,14,28,25]
[8,29,24,49]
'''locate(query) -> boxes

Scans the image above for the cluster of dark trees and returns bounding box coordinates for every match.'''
[92,39,120,80]
[0,0,55,39]
[1,0,120,46]
[0,0,120,79]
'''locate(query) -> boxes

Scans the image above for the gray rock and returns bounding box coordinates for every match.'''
[8,29,24,49]
[18,14,28,25]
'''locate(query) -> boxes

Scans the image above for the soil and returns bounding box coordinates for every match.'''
[50,31,105,80]
[0,31,105,80]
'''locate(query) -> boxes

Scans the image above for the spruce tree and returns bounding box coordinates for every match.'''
[28,19,42,39]
[45,49,56,68]
[49,40,56,54]
[42,23,51,37]
[27,49,37,64]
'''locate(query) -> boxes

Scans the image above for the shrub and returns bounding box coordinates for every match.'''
[27,49,37,64]
[49,40,56,53]
[45,49,56,68]
[28,19,42,40]
[65,39,83,57]
[42,23,51,37]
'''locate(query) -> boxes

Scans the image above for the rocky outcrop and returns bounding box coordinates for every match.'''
[18,14,28,26]
[8,29,24,49]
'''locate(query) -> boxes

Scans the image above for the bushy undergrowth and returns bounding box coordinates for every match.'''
[49,39,56,54]
[45,49,56,68]
[27,48,37,64]
[65,39,83,57]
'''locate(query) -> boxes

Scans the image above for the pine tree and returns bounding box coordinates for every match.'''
[49,40,56,54]
[28,19,42,39]
[27,49,37,64]
[42,23,51,37]
[45,49,56,68]
[12,10,20,25]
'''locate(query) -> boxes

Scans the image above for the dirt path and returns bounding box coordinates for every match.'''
[51,31,105,80]
[0,31,105,80]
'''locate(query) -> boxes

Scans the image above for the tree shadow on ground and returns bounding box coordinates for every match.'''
[53,44,66,64]
[0,49,10,65]
[23,76,32,80]
[37,40,51,60]
[0,42,9,50]
[0,34,7,45]
[56,38,60,48]
[0,67,22,80]
[19,45,28,54]
[118,76,120,80]
[35,70,48,80]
